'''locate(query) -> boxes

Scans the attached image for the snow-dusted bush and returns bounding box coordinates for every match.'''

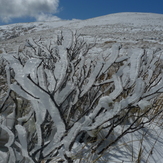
[1,29,163,162]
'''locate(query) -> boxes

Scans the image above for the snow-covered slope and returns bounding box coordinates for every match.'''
[1,12,163,163]
[1,12,163,53]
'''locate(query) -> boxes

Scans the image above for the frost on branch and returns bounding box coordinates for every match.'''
[1,30,163,162]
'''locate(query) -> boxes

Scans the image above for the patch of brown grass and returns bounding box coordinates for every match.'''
[104,40,117,44]
[0,49,3,54]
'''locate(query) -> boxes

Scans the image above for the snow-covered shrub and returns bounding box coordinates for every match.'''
[1,29,163,162]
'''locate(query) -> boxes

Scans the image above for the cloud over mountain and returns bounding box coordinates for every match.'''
[0,0,59,22]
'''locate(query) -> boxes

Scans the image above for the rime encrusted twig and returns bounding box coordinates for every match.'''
[1,29,163,162]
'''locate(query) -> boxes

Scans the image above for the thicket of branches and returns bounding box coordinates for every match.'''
[1,29,163,162]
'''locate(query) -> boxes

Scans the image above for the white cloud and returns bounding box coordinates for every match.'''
[0,0,59,23]
[36,13,61,22]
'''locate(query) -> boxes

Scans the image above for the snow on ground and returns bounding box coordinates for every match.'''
[1,12,163,52]
[1,12,163,162]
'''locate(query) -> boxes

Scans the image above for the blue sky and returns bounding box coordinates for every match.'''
[0,0,163,26]
[57,0,163,20]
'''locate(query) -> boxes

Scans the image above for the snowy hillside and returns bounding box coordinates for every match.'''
[1,12,163,163]
[1,12,163,52]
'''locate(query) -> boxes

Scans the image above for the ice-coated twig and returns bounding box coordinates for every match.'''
[127,78,145,104]
[109,74,123,100]
[80,61,103,97]
[2,29,163,162]
[129,48,144,86]
[0,123,15,163]
[102,43,120,73]
[15,124,35,163]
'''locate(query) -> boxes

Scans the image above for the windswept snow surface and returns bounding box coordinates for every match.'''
[1,12,163,162]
